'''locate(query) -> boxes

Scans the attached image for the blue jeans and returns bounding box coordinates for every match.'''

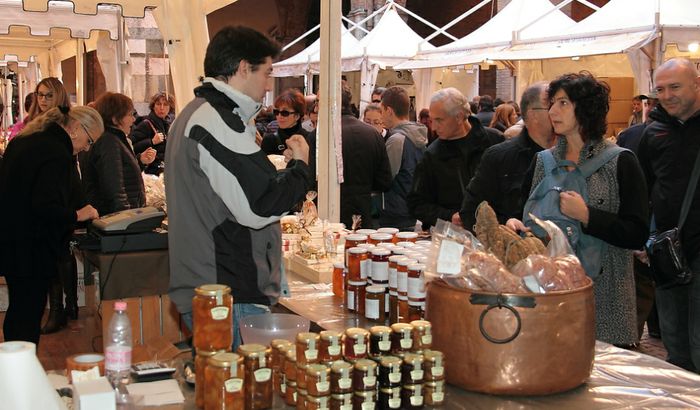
[181,303,270,351]
[655,257,700,373]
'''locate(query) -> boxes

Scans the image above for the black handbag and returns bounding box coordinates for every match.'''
[645,147,700,289]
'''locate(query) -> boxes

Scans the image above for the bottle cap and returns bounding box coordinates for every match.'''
[114,301,127,311]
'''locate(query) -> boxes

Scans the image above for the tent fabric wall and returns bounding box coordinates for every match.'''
[22,0,160,18]
[96,31,122,94]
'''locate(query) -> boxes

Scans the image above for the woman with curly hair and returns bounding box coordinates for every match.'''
[512,72,649,347]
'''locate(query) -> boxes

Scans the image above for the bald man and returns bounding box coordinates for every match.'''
[638,57,700,373]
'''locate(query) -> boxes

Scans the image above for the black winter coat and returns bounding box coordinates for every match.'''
[130,111,170,175]
[0,123,81,278]
[80,126,145,215]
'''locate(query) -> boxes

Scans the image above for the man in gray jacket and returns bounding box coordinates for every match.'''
[165,26,312,349]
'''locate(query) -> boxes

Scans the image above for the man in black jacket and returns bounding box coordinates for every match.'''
[638,57,700,373]
[459,82,555,231]
[408,88,503,230]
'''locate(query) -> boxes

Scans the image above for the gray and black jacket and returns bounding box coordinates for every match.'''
[165,78,311,314]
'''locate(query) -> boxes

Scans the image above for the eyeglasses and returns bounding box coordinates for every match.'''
[273,109,297,117]
[371,99,381,103]
[529,107,549,112]
[80,123,95,146]
[37,92,54,100]
[131,110,138,117]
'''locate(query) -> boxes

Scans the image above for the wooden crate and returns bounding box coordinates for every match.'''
[284,254,334,284]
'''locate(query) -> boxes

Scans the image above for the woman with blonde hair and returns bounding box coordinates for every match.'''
[0,105,103,345]
[9,77,71,138]
[489,102,518,132]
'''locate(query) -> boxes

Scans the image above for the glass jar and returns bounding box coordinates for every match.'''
[192,284,233,351]
[330,393,353,410]
[401,353,425,385]
[400,384,424,409]
[396,241,417,249]
[352,389,376,410]
[378,386,402,410]
[352,359,377,391]
[377,227,399,242]
[369,326,392,359]
[407,264,426,304]
[378,356,402,388]
[330,360,353,394]
[369,232,393,245]
[343,327,369,361]
[319,330,343,364]
[333,262,345,298]
[285,380,297,406]
[306,363,331,397]
[407,300,424,323]
[424,380,445,406]
[345,280,367,314]
[395,231,419,243]
[397,296,409,324]
[347,247,370,281]
[271,339,293,397]
[296,332,320,365]
[396,259,416,299]
[370,248,391,286]
[306,394,331,410]
[284,345,297,382]
[390,323,414,355]
[237,343,273,409]
[356,229,377,236]
[365,285,386,322]
[204,352,245,410]
[296,388,308,410]
[422,350,444,381]
[344,234,368,266]
[409,320,432,352]
[296,363,308,390]
[195,348,225,409]
[415,240,432,247]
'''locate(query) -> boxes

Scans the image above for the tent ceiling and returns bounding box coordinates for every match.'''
[21,0,159,18]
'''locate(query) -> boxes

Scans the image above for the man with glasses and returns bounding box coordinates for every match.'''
[459,82,554,231]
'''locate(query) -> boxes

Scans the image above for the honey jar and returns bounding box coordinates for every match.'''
[407,264,426,304]
[296,388,308,410]
[296,332,320,365]
[424,380,445,406]
[284,345,297,382]
[344,234,368,266]
[396,258,416,299]
[237,343,273,409]
[343,327,369,361]
[369,326,392,359]
[377,227,399,240]
[352,359,377,391]
[395,231,418,243]
[192,284,233,351]
[319,330,343,363]
[306,363,331,396]
[401,353,425,385]
[422,350,444,382]
[370,248,391,286]
[271,339,293,396]
[204,352,245,410]
[195,348,226,408]
[368,232,393,245]
[390,323,414,355]
[330,360,353,394]
[409,320,432,352]
[296,363,308,390]
[345,280,367,314]
[347,247,370,281]
[365,285,386,322]
[285,380,297,406]
[400,384,424,409]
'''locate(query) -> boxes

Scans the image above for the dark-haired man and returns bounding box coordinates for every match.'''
[165,26,312,349]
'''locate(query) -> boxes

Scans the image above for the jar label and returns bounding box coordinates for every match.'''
[260,355,266,368]
[407,277,425,298]
[389,372,401,383]
[411,369,424,381]
[362,402,375,410]
[254,368,272,383]
[379,341,391,351]
[363,375,376,387]
[432,392,445,402]
[389,268,397,288]
[316,381,330,393]
[328,345,341,356]
[360,259,371,279]
[341,406,352,410]
[365,299,379,319]
[293,391,297,401]
[422,334,432,345]
[281,382,286,393]
[433,366,444,377]
[353,343,366,355]
[372,261,389,281]
[210,306,229,320]
[305,349,318,360]
[339,377,352,389]
[389,398,401,408]
[397,271,408,293]
[411,395,424,406]
[347,290,355,311]
[400,337,412,349]
[224,378,243,393]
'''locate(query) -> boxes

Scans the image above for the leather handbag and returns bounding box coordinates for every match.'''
[645,147,700,289]
[426,278,595,395]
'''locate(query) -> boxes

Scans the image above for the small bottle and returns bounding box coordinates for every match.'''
[332,263,345,298]
[105,301,132,399]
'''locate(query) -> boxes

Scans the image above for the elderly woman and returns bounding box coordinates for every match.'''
[261,89,311,155]
[0,105,102,345]
[9,77,70,139]
[513,72,649,347]
[130,92,176,175]
[81,92,154,215]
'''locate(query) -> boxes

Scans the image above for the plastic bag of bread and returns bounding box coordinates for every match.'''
[511,254,574,293]
[462,251,527,293]
[554,255,589,289]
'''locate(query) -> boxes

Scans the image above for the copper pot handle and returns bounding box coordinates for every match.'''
[470,294,536,345]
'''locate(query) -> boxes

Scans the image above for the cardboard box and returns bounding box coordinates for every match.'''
[73,377,116,410]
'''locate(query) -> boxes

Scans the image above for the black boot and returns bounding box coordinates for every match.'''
[61,256,79,321]
[40,277,66,334]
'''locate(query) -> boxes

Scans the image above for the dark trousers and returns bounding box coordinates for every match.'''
[3,274,51,346]
[635,259,658,340]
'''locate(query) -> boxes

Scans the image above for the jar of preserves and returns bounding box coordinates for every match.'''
[347,247,369,281]
[365,285,386,322]
[330,393,353,410]
[285,380,297,406]
[415,240,432,247]
[332,262,345,298]
[271,339,293,396]
[296,332,320,365]
[401,353,425,385]
[424,380,445,406]
[344,234,368,266]
[352,389,376,410]
[369,326,392,359]
[296,388,308,410]
[195,348,225,408]
[369,232,393,245]
[377,356,402,388]
[193,284,233,351]
[356,229,377,236]
[237,343,273,409]
[395,231,419,243]
[306,363,331,397]
[407,264,426,304]
[204,352,244,410]
[400,384,424,409]
[407,300,424,322]
[319,330,343,363]
[345,280,367,313]
[330,360,353,394]
[306,394,330,410]
[296,363,308,390]
[377,227,399,242]
[370,248,391,286]
[422,350,444,381]
[284,345,297,382]
[409,320,432,352]
[396,241,416,249]
[352,359,377,391]
[343,327,369,361]
[396,259,415,299]
[378,386,402,410]
[397,295,409,323]
[390,323,414,355]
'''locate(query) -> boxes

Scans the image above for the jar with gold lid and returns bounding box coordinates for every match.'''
[296,332,320,365]
[401,383,425,409]
[193,284,233,351]
[195,348,226,409]
[271,339,293,396]
[330,360,353,394]
[422,350,444,381]
[390,323,414,355]
[296,388,308,410]
[377,356,402,388]
[237,343,272,409]
[306,363,331,397]
[284,380,297,406]
[401,353,425,385]
[330,392,353,410]
[284,345,297,383]
[352,359,377,391]
[296,363,308,390]
[369,325,392,359]
[378,386,402,410]
[424,380,445,406]
[319,330,343,363]
[365,285,386,322]
[204,352,244,410]
[352,389,376,410]
[409,320,432,352]
[306,393,330,410]
[343,327,369,361]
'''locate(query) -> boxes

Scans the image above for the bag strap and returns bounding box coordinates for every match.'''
[540,149,557,177]
[678,146,700,230]
[578,145,626,178]
[143,119,159,135]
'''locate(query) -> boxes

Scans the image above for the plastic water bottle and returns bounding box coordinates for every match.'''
[105,301,132,399]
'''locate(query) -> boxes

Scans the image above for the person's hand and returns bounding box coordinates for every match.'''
[282,148,294,163]
[506,218,529,233]
[140,147,157,165]
[151,132,165,145]
[560,190,589,225]
[633,249,649,265]
[451,212,462,226]
[76,204,99,222]
[255,130,263,147]
[285,134,309,164]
